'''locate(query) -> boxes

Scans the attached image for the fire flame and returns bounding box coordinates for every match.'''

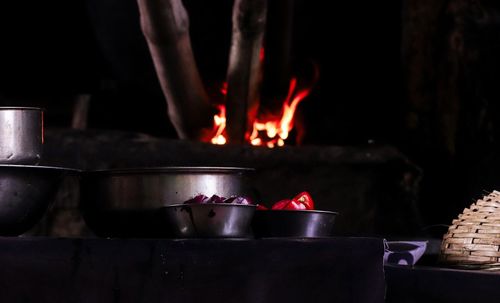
[210,77,312,147]
[211,105,227,145]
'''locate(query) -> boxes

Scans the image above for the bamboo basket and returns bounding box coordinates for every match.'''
[441,190,500,270]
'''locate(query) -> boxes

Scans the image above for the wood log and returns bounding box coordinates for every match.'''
[71,94,91,130]
[225,0,267,144]
[260,0,294,117]
[137,0,214,140]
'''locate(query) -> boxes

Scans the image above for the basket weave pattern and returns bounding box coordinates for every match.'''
[441,190,500,269]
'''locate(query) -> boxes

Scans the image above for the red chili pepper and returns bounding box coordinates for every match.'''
[281,200,307,210]
[270,192,315,210]
[292,192,314,210]
[271,199,292,210]
[256,204,268,210]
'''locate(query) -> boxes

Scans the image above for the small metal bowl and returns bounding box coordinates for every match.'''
[252,209,338,238]
[0,107,44,165]
[163,204,256,238]
[0,164,78,236]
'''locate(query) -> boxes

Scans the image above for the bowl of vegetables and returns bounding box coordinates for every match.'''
[252,192,338,238]
[163,194,256,238]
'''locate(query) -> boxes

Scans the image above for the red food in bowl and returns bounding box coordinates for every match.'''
[263,191,315,210]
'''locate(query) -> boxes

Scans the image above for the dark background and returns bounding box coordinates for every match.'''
[2,0,500,235]
[0,0,401,142]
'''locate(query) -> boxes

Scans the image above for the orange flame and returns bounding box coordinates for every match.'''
[209,77,312,147]
[211,105,227,145]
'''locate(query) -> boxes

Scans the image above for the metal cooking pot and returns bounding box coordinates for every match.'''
[80,167,255,237]
[0,107,44,165]
[0,164,78,236]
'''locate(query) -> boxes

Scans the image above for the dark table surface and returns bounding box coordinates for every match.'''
[385,264,500,303]
[0,237,385,303]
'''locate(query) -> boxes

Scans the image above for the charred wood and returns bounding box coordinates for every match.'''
[72,94,91,130]
[225,0,267,144]
[260,0,294,117]
[137,0,213,140]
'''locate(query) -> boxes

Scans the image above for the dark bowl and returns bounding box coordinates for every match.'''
[0,164,78,236]
[163,203,256,238]
[252,209,338,238]
[80,167,255,237]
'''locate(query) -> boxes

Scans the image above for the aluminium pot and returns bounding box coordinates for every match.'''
[80,167,255,237]
[0,107,44,165]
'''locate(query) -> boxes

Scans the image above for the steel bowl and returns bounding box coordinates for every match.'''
[80,167,255,237]
[252,210,338,238]
[0,164,78,236]
[0,107,44,165]
[163,203,256,238]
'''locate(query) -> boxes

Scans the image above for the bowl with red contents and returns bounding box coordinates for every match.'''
[163,194,256,238]
[252,192,338,238]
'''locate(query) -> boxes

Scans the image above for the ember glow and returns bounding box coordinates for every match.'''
[209,77,312,147]
[211,105,227,145]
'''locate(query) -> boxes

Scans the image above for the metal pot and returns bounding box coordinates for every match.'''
[0,107,44,165]
[80,167,255,237]
[0,164,78,236]
[252,210,338,238]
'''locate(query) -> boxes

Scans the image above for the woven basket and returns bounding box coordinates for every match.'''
[441,190,500,270]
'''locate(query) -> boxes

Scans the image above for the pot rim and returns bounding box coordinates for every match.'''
[0,107,44,111]
[166,203,257,209]
[85,166,255,175]
[256,209,339,215]
[0,164,81,174]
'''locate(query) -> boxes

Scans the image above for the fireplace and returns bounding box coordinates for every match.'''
[0,0,400,145]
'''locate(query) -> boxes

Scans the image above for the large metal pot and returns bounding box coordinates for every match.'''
[0,164,78,236]
[80,167,255,237]
[0,107,43,165]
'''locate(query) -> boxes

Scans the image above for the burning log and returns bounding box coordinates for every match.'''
[225,0,267,144]
[260,0,294,116]
[137,0,214,140]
